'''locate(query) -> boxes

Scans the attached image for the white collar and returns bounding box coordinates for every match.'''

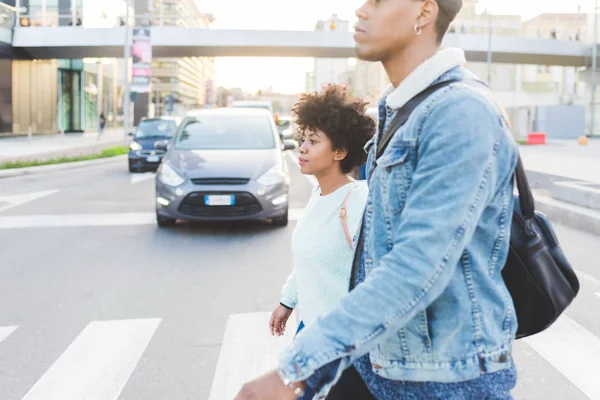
[381,48,467,110]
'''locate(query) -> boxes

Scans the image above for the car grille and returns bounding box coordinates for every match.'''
[139,150,166,156]
[191,178,250,185]
[178,192,263,218]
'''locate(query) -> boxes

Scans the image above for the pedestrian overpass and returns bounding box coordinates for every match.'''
[6,26,594,67]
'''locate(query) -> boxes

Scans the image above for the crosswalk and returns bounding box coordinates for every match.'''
[21,319,162,400]
[1,311,599,400]
[0,325,17,344]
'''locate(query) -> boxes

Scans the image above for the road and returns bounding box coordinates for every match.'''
[0,154,599,400]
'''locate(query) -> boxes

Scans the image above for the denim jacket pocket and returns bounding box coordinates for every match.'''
[375,144,415,215]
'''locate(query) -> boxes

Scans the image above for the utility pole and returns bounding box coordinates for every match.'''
[591,0,598,136]
[123,0,132,140]
[487,8,492,85]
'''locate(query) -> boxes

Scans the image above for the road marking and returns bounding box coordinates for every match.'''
[0,213,156,229]
[0,326,18,344]
[576,269,600,286]
[21,318,161,400]
[0,209,306,229]
[0,190,59,213]
[130,172,155,185]
[208,312,296,400]
[595,292,600,299]
[524,314,600,400]
[285,151,318,187]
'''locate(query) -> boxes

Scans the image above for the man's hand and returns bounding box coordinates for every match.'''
[234,370,304,400]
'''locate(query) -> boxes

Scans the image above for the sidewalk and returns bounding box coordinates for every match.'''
[0,129,127,163]
[519,139,600,184]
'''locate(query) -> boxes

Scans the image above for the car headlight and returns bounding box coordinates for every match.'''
[257,164,284,186]
[158,163,185,187]
[129,141,142,151]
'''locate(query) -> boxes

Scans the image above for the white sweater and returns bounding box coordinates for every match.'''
[280,182,369,327]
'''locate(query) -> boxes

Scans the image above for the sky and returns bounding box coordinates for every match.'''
[201,0,595,94]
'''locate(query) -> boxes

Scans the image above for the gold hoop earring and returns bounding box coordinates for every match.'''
[414,23,422,36]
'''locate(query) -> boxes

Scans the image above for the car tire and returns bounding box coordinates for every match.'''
[272,210,289,227]
[156,214,176,228]
[128,161,137,173]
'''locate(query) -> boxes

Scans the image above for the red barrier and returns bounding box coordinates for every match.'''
[527,132,546,145]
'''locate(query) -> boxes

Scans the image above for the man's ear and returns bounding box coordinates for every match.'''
[418,0,439,30]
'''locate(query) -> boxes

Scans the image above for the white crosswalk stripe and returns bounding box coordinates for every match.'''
[1,312,599,399]
[0,325,18,344]
[524,315,600,400]
[208,312,296,400]
[21,318,161,400]
[0,190,59,214]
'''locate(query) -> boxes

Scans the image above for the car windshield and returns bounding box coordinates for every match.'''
[233,103,271,111]
[174,116,276,150]
[135,119,177,138]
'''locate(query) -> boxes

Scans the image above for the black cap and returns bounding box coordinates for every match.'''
[436,0,463,21]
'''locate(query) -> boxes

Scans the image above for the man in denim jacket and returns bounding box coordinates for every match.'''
[236,0,519,398]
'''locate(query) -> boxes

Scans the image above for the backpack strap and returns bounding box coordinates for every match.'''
[340,185,361,248]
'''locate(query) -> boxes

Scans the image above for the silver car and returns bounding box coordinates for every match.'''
[154,108,297,228]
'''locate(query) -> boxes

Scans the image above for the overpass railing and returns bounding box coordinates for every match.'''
[0,3,17,44]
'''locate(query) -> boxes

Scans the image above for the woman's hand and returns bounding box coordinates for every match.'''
[269,305,293,336]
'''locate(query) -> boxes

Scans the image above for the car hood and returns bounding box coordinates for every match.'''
[133,137,172,150]
[164,149,282,180]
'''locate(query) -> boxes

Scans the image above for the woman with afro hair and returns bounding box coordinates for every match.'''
[269,84,376,399]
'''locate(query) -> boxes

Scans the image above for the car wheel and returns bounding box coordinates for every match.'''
[156,213,176,228]
[128,161,137,173]
[272,210,289,227]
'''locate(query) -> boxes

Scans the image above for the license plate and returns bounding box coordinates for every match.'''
[205,195,235,206]
[146,156,160,162]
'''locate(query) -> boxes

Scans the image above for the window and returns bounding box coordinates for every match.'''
[135,119,178,138]
[175,116,275,150]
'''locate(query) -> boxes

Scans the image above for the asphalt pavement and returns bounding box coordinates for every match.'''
[0,153,598,400]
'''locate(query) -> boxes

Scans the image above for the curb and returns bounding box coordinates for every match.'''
[552,181,600,211]
[535,194,600,236]
[0,155,127,179]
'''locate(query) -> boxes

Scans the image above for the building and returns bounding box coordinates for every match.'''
[147,0,215,117]
[521,13,587,104]
[0,0,215,134]
[450,0,522,96]
[313,14,350,91]
[349,61,389,106]
[304,71,314,94]
[3,0,124,134]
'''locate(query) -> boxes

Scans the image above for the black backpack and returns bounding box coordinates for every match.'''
[352,77,579,339]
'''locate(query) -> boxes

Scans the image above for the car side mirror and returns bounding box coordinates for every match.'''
[282,139,298,151]
[127,131,134,137]
[280,129,294,140]
[155,139,170,151]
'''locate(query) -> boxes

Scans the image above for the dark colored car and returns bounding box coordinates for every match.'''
[128,117,181,172]
[154,108,298,228]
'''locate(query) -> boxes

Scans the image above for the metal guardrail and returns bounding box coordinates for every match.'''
[14,11,212,29]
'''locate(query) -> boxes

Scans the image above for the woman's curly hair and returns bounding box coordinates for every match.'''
[292,85,376,174]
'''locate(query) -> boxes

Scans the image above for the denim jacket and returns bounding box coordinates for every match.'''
[278,49,519,398]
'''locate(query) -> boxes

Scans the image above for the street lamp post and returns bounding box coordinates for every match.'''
[123,0,131,140]
[487,8,492,85]
[591,0,598,136]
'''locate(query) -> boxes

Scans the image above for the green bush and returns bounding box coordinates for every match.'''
[0,146,129,170]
